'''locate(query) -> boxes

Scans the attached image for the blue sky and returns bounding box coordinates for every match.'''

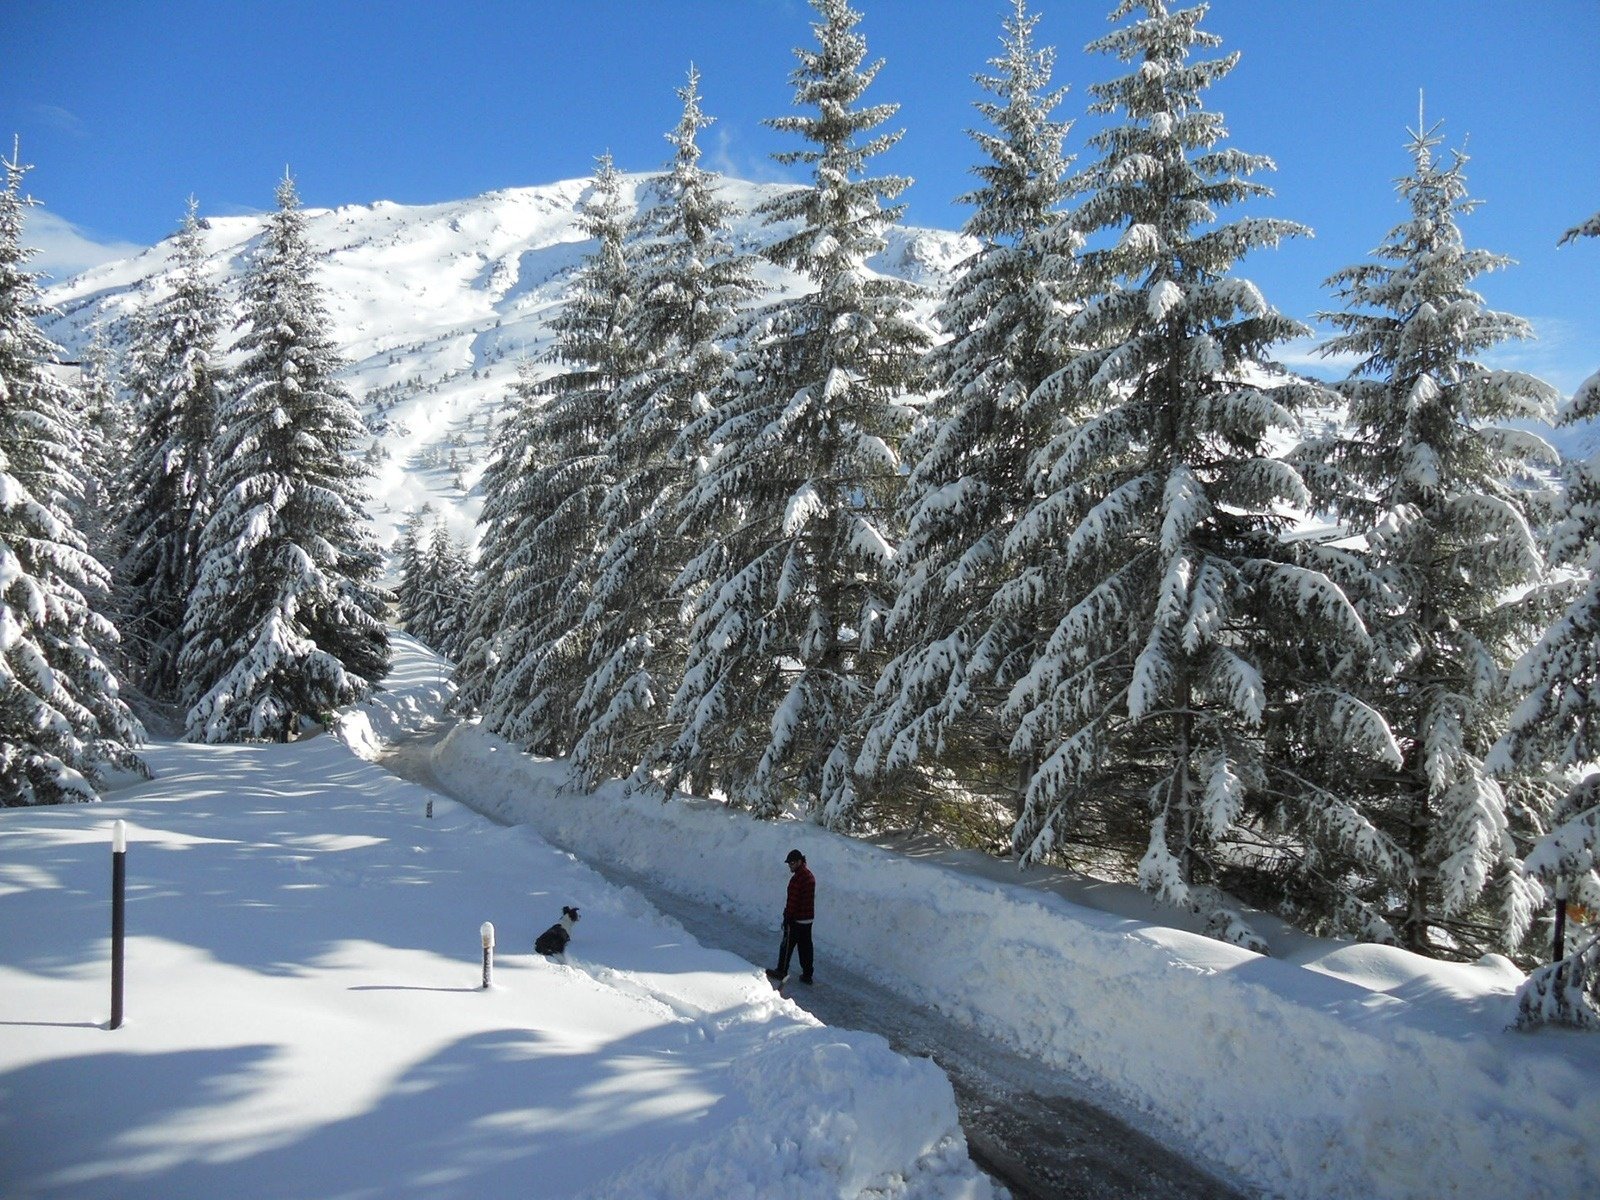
[5,0,1596,389]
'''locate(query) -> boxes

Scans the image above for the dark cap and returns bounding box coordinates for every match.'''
[785,849,804,863]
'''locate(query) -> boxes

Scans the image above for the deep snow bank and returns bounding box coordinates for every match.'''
[434,721,1600,1200]
[333,631,458,757]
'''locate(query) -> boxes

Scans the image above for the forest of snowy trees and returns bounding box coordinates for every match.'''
[1,151,389,771]
[3,0,1598,1019]
[442,0,1600,991]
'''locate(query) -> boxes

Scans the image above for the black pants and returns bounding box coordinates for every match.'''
[779,920,813,980]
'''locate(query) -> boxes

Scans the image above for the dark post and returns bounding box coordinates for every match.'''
[110,820,127,1030]
[1554,878,1569,963]
[480,922,494,990]
[426,798,433,819]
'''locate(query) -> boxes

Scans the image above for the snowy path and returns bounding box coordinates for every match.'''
[380,723,1246,1200]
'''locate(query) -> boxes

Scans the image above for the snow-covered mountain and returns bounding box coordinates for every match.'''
[40,176,977,558]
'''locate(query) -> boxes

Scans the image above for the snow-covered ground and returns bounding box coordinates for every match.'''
[6,634,1599,1200]
[0,636,994,1200]
[417,687,1600,1193]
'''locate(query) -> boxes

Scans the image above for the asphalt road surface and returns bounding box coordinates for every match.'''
[380,724,1252,1200]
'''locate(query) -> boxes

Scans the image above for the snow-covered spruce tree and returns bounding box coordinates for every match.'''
[397,518,472,661]
[0,144,144,803]
[856,0,1079,839]
[451,394,531,715]
[999,1,1387,947]
[570,69,765,791]
[1309,118,1561,957]
[72,321,134,568]
[661,0,928,820]
[390,504,433,635]
[475,156,641,755]
[1491,210,1600,1021]
[179,173,389,743]
[428,527,474,661]
[117,198,227,702]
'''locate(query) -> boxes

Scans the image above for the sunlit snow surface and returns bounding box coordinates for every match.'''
[0,635,992,1200]
[8,630,1600,1198]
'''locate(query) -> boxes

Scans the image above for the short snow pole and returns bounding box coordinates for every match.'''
[426,798,433,819]
[111,820,127,1030]
[480,921,495,989]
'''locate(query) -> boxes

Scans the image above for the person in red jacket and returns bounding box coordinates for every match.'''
[766,849,814,986]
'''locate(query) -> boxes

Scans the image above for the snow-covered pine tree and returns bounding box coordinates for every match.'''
[475,155,641,755]
[1311,116,1561,957]
[1489,210,1600,1014]
[856,0,1078,838]
[179,173,389,743]
[397,517,471,661]
[117,198,227,703]
[72,321,133,568]
[1000,1,1382,949]
[570,68,765,792]
[0,143,144,803]
[451,392,531,715]
[390,504,434,635]
[662,0,928,820]
[428,527,474,661]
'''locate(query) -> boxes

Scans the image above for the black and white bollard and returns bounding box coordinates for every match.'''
[480,921,495,989]
[110,820,127,1030]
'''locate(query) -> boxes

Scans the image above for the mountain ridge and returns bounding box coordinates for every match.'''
[41,174,979,554]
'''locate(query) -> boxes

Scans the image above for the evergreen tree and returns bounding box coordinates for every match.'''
[662,0,929,819]
[179,173,389,743]
[395,513,471,660]
[571,68,765,791]
[474,156,641,754]
[117,198,227,702]
[0,144,144,803]
[424,525,474,661]
[390,504,434,634]
[72,321,133,567]
[1310,116,1560,956]
[1000,1,1382,949]
[452,389,533,716]
[1490,210,1600,998]
[857,0,1077,837]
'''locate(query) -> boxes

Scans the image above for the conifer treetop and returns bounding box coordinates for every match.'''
[760,0,911,278]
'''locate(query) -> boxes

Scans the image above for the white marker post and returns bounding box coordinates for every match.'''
[111,820,127,1030]
[480,922,495,990]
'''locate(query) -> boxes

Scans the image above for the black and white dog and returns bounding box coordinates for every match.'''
[535,905,581,957]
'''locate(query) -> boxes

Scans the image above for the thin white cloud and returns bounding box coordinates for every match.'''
[30,104,88,139]
[18,208,143,280]
[707,126,794,187]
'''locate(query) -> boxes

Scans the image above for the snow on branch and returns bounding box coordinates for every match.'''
[1515,930,1600,1031]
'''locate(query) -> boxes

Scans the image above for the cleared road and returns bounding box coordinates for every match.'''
[380,724,1251,1200]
